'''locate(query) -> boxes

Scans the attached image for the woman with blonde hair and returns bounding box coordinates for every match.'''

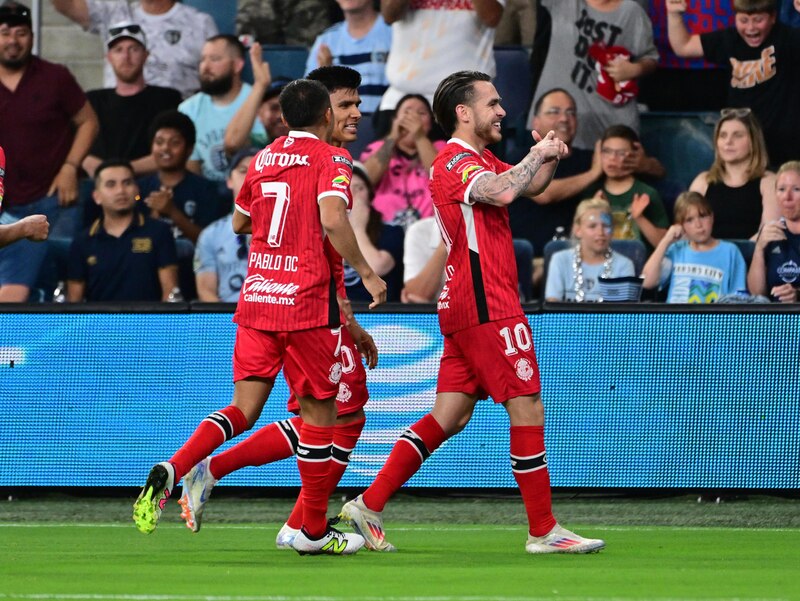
[545,197,635,302]
[689,108,778,240]
[747,161,800,303]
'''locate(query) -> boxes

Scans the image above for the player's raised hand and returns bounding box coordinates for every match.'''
[362,272,387,309]
[530,130,567,162]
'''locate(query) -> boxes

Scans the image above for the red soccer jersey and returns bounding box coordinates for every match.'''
[233,131,354,332]
[430,139,524,335]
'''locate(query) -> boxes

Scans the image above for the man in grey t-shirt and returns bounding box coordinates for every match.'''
[528,0,658,150]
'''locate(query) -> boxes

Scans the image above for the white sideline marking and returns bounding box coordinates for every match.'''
[0,523,797,533]
[0,595,789,601]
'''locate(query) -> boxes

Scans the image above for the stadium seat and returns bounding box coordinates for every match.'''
[542,238,648,288]
[639,112,717,217]
[493,46,533,128]
[183,0,236,34]
[728,238,756,269]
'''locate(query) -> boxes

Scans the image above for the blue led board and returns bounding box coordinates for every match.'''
[1,311,797,488]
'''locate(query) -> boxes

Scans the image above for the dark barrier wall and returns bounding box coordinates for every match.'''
[1,305,798,489]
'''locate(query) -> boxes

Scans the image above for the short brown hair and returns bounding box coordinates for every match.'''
[733,0,776,14]
[673,191,713,224]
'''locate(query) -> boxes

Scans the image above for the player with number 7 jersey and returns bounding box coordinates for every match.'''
[233,134,356,332]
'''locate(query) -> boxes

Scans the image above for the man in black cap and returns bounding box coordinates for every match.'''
[0,0,99,302]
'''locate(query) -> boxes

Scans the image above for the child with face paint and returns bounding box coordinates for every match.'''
[545,198,636,302]
[642,191,747,303]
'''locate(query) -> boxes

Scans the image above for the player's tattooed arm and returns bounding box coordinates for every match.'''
[470,131,567,206]
[470,154,545,206]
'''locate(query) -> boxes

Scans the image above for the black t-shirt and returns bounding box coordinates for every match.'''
[508,147,594,256]
[67,214,178,301]
[701,23,800,167]
[87,85,182,161]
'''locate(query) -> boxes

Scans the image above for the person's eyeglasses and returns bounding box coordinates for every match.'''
[600,148,629,158]
[109,24,142,37]
[720,107,752,119]
[542,107,577,118]
[236,234,249,260]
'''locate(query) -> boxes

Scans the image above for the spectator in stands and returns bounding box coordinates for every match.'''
[305,0,391,114]
[52,0,217,99]
[138,110,227,301]
[688,108,778,240]
[67,159,178,302]
[510,89,664,295]
[194,147,257,303]
[529,0,658,152]
[0,1,99,302]
[747,161,800,302]
[778,0,800,26]
[666,0,800,167]
[378,0,503,113]
[545,197,635,302]
[642,0,734,111]
[83,22,181,178]
[583,125,669,249]
[179,35,265,186]
[361,94,444,228]
[642,191,747,302]
[344,162,404,302]
[236,0,335,47]
[223,43,289,156]
[495,0,536,47]
[400,217,447,303]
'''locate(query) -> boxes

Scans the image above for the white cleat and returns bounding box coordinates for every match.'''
[291,527,365,555]
[178,457,217,533]
[276,523,300,550]
[338,494,396,552]
[525,524,605,554]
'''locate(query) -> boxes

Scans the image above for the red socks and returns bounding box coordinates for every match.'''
[510,425,556,537]
[169,406,248,481]
[209,416,302,480]
[296,422,335,537]
[286,417,366,529]
[363,413,446,512]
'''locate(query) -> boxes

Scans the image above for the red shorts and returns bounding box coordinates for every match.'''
[233,324,342,400]
[437,316,541,403]
[287,326,368,417]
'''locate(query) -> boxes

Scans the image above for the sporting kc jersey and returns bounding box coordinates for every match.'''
[233,131,354,332]
[431,139,524,335]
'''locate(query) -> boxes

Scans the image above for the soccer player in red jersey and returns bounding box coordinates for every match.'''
[176,67,378,550]
[133,78,387,556]
[339,70,606,554]
[0,145,49,248]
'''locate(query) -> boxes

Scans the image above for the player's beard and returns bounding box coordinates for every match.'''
[200,71,234,97]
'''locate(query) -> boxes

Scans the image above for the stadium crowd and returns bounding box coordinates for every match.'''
[1,0,800,304]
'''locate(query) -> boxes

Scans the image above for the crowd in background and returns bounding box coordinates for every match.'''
[1,0,799,305]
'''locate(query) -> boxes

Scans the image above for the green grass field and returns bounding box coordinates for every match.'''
[1,493,798,601]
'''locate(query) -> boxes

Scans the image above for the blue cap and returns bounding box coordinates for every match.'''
[228,147,260,176]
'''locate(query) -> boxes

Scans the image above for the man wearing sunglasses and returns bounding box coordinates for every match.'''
[667,0,800,167]
[82,21,182,178]
[51,0,217,99]
[0,1,99,302]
